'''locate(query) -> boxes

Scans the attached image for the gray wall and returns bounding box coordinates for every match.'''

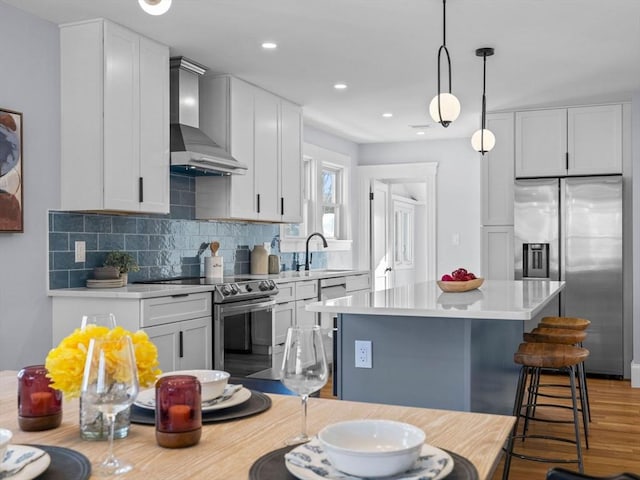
[358,138,481,278]
[0,2,60,369]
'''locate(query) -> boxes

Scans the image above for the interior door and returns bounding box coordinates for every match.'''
[371,180,392,290]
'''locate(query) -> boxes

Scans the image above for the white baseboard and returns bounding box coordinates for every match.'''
[631,361,640,388]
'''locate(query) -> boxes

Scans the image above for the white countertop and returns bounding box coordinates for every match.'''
[305,280,565,320]
[47,269,369,299]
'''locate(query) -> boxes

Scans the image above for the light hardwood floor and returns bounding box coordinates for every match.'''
[320,375,640,479]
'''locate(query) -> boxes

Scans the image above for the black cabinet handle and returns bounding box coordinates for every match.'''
[257,194,261,213]
[179,331,184,358]
[139,177,144,203]
[281,197,284,215]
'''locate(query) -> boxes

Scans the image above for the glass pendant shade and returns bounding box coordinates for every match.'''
[138,0,172,15]
[429,93,461,126]
[471,128,496,153]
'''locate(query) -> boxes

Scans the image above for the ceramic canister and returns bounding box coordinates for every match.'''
[250,245,268,274]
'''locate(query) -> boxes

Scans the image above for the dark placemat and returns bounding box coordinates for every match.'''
[28,444,91,480]
[130,389,271,425]
[249,445,479,480]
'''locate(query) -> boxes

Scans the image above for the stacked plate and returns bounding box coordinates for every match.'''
[86,278,124,288]
[134,383,251,412]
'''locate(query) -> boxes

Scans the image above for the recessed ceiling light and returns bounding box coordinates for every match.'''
[334,83,348,90]
[382,113,393,118]
[138,0,172,15]
[416,131,426,136]
[261,42,277,50]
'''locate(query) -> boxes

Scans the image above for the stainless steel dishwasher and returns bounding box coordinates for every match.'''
[320,276,347,395]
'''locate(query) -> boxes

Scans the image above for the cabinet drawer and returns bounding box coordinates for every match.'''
[141,292,212,327]
[274,281,296,303]
[296,279,319,300]
[346,274,370,292]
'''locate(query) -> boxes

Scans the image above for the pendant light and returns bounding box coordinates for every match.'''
[471,47,496,154]
[429,0,460,127]
[138,0,172,15]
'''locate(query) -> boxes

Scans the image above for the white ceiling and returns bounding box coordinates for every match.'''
[4,0,640,144]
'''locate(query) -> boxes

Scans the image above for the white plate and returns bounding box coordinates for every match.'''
[134,385,251,412]
[0,445,51,480]
[285,439,454,480]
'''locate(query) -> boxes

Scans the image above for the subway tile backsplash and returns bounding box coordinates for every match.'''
[48,173,325,288]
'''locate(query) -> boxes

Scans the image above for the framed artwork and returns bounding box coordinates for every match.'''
[0,108,23,232]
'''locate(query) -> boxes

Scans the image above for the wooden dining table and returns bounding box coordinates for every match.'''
[0,371,514,479]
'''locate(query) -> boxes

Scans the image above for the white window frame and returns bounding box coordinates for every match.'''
[281,143,352,252]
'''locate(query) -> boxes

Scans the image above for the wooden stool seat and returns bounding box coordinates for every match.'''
[540,316,591,331]
[514,342,589,369]
[524,327,587,345]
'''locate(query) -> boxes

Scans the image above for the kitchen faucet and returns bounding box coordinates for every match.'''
[298,232,328,271]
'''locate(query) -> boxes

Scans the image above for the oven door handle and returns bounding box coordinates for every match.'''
[219,298,276,315]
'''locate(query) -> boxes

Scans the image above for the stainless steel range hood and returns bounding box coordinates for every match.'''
[170,57,247,176]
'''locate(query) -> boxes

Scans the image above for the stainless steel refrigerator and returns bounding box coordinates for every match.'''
[514,176,623,376]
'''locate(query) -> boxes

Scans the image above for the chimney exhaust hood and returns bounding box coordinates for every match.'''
[169,57,247,176]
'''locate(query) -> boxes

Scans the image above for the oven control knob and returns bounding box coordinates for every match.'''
[268,281,276,290]
[258,281,268,291]
[245,284,253,292]
[230,284,239,294]
[220,285,231,296]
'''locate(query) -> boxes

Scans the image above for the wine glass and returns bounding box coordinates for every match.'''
[81,313,117,329]
[280,325,328,445]
[81,335,139,476]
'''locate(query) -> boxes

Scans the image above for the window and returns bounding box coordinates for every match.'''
[282,144,351,251]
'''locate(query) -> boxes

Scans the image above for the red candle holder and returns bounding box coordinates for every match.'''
[155,375,202,448]
[17,365,63,431]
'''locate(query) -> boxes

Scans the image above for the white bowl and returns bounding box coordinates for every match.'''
[160,370,230,401]
[0,428,12,462]
[318,420,425,478]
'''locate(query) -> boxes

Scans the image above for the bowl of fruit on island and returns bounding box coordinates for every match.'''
[437,268,484,292]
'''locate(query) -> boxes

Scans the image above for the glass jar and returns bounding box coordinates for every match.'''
[155,375,202,448]
[18,365,62,431]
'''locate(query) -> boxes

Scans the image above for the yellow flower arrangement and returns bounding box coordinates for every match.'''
[45,325,161,399]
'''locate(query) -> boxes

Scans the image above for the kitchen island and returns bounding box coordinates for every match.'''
[306,280,564,415]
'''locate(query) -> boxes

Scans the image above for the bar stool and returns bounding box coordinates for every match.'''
[540,316,591,331]
[502,342,589,479]
[539,316,592,422]
[523,327,590,447]
[546,468,640,480]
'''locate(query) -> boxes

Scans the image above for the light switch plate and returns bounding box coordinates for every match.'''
[75,241,86,263]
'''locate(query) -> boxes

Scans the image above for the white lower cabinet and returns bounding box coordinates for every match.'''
[51,292,212,372]
[144,317,211,372]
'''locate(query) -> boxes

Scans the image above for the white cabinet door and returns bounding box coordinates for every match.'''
[515,109,567,178]
[138,36,170,214]
[229,78,257,219]
[144,316,211,372]
[280,100,303,223]
[254,89,280,221]
[296,299,317,328]
[568,105,622,175]
[103,21,140,211]
[274,301,295,345]
[179,316,212,370]
[481,226,514,280]
[482,113,514,225]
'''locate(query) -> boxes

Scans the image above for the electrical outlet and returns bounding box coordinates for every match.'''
[355,340,372,368]
[75,241,86,263]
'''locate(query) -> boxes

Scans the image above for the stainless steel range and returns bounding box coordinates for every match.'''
[138,276,282,379]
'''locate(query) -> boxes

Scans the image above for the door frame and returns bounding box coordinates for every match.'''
[357,162,438,281]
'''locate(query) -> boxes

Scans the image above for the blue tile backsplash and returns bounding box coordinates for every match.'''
[49,173,326,288]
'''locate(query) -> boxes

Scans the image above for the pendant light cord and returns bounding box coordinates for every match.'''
[436,0,453,125]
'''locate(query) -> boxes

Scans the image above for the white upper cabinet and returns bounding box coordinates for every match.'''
[60,19,170,214]
[515,105,622,178]
[481,112,514,225]
[196,75,303,223]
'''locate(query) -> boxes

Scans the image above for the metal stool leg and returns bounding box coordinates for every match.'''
[502,366,529,480]
[568,365,584,472]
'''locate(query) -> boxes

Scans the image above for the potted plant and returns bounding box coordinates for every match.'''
[103,251,139,284]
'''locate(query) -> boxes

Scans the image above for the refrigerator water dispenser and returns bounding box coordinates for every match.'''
[523,243,549,278]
